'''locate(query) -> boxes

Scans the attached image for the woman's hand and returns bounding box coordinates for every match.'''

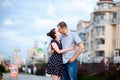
[68,46,75,51]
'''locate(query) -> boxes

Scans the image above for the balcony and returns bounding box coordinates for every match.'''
[94,19,117,25]
[96,32,105,37]
[94,8,114,14]
[109,19,117,25]
[95,44,105,50]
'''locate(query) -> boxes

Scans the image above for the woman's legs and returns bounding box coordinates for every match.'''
[51,75,60,80]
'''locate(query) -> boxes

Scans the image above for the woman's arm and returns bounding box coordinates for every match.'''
[51,42,74,54]
[50,49,54,54]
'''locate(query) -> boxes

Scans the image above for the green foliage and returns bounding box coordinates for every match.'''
[19,67,23,73]
[77,63,120,80]
[35,62,47,75]
[0,71,3,76]
[82,75,97,80]
[36,62,47,67]
[0,64,6,73]
[36,66,46,75]
[81,75,108,80]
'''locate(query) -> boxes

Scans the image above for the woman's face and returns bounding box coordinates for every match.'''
[55,29,61,37]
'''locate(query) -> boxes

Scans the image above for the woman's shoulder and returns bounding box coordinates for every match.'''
[51,39,57,43]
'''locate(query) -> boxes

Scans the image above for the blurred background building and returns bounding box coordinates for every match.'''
[26,41,48,65]
[11,47,23,67]
[77,0,120,63]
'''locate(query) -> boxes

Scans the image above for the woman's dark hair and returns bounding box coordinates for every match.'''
[47,28,56,39]
[57,21,67,28]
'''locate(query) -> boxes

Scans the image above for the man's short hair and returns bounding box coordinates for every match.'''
[57,21,67,28]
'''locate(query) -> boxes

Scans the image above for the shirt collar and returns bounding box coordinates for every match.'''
[63,30,70,36]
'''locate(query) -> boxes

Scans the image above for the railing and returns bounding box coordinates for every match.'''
[94,19,117,25]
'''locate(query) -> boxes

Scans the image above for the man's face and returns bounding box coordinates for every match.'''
[58,26,64,34]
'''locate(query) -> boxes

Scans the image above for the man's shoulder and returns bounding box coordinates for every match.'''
[69,30,77,35]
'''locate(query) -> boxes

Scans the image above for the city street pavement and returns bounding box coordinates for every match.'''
[2,73,52,80]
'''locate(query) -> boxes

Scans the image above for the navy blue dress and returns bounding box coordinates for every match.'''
[47,39,63,76]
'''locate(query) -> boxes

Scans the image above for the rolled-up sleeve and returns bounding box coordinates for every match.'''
[73,32,82,44]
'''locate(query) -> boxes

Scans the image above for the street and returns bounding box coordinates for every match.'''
[2,73,51,80]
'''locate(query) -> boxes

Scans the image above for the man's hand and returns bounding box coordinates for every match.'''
[69,42,84,63]
[69,56,76,63]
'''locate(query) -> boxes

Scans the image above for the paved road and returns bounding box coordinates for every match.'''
[2,73,51,80]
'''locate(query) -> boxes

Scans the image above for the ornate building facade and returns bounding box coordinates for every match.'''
[77,0,120,63]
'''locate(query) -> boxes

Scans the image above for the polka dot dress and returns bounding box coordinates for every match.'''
[47,39,63,76]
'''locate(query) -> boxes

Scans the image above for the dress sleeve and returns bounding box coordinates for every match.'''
[50,39,57,50]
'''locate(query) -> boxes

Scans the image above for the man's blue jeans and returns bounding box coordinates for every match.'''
[62,60,78,80]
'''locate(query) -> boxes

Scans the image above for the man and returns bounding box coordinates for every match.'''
[57,21,84,80]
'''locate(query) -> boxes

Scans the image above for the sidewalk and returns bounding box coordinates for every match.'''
[2,73,51,80]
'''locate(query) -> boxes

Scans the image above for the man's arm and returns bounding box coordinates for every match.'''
[69,42,84,63]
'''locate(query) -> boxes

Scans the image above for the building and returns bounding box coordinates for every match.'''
[77,21,90,63]
[112,2,120,63]
[78,0,120,63]
[27,41,48,65]
[11,48,23,67]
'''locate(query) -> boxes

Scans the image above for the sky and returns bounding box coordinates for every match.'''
[0,0,119,60]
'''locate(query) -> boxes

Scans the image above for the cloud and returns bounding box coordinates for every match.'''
[0,30,33,46]
[3,19,23,25]
[75,0,95,13]
[55,0,96,15]
[3,19,13,25]
[34,18,56,30]
[33,16,81,32]
[0,0,13,8]
[46,3,55,16]
[33,35,49,44]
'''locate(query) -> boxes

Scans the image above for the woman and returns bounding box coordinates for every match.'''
[46,28,74,80]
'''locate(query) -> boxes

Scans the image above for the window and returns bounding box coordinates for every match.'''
[96,26,105,35]
[115,52,117,56]
[115,52,118,56]
[119,51,120,56]
[96,38,105,45]
[103,3,109,9]
[91,41,93,50]
[99,13,105,20]
[86,32,89,38]
[115,50,120,56]
[94,13,105,22]
[99,4,103,9]
[79,33,85,41]
[111,12,117,20]
[91,30,93,38]
[96,51,104,57]
[87,43,89,50]
[109,4,113,8]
